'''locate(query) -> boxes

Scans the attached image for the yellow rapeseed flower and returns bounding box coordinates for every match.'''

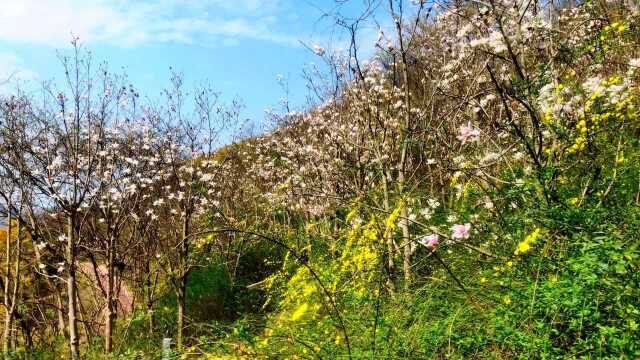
[291,303,309,321]
[515,228,541,255]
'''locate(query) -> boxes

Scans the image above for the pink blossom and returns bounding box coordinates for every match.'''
[451,223,471,239]
[420,234,440,248]
[457,122,480,144]
[313,44,325,56]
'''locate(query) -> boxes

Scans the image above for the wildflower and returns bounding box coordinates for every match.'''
[427,198,440,208]
[457,122,480,144]
[451,223,471,239]
[419,234,439,249]
[515,228,541,255]
[419,208,433,220]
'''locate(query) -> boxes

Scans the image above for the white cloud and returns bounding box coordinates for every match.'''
[0,52,38,82]
[0,0,298,48]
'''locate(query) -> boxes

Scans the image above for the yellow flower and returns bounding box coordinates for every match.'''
[517,242,531,254]
[617,23,627,33]
[543,109,554,125]
[507,261,514,267]
[345,208,357,223]
[503,296,512,305]
[515,228,541,255]
[291,303,308,321]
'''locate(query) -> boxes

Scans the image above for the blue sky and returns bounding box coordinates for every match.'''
[0,0,393,129]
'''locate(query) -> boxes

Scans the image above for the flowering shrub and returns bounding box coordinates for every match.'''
[208,1,640,358]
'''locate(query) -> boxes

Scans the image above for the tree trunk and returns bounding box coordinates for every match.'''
[146,272,155,336]
[396,6,413,288]
[104,237,115,353]
[3,201,12,355]
[3,311,13,356]
[400,206,411,286]
[4,217,22,355]
[66,215,80,360]
[147,305,155,337]
[380,172,397,294]
[10,218,22,353]
[2,202,21,355]
[176,213,190,351]
[176,284,185,351]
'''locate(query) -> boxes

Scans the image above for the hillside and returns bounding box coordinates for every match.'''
[0,0,639,359]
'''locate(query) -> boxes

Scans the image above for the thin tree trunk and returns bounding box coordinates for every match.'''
[7,218,22,353]
[147,304,154,337]
[145,264,156,336]
[176,214,190,351]
[380,172,397,295]
[104,236,115,353]
[1,199,20,355]
[3,199,12,355]
[397,68,412,287]
[392,0,413,287]
[400,206,411,286]
[2,311,12,356]
[66,215,80,360]
[176,284,185,351]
